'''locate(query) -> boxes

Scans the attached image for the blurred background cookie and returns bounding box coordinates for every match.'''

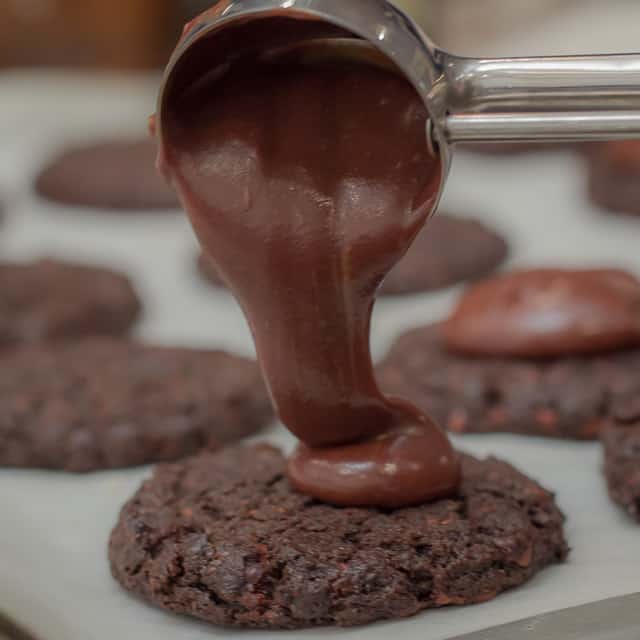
[0,338,273,472]
[0,258,141,346]
[35,139,179,211]
[379,269,640,440]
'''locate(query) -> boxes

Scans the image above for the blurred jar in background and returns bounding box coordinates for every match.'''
[0,0,184,69]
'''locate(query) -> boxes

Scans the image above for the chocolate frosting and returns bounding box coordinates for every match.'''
[158,18,460,507]
[444,268,640,358]
[288,401,462,508]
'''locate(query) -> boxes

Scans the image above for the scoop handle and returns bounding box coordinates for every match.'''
[442,53,640,143]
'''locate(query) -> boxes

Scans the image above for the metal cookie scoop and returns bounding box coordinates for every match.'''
[157,0,640,203]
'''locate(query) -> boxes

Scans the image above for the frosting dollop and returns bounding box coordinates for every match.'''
[444,268,640,358]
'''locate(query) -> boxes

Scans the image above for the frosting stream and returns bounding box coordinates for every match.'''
[159,34,460,507]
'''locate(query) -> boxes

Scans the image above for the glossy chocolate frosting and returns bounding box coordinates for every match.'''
[158,22,460,507]
[444,268,640,358]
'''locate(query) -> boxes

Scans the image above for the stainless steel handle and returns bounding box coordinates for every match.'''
[442,53,640,142]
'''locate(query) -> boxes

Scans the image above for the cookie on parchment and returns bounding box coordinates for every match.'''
[0,258,140,347]
[0,339,272,471]
[109,444,567,629]
[379,269,640,440]
[35,139,179,211]
[378,323,640,440]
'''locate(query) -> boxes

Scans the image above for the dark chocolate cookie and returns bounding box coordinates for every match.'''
[0,259,140,346]
[197,214,508,296]
[35,139,179,211]
[602,403,640,521]
[378,324,640,440]
[109,444,567,630]
[0,339,272,471]
[588,141,640,216]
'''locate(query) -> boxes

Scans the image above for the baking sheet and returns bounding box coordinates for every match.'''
[1,35,640,640]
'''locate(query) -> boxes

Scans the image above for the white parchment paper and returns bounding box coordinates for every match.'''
[1,5,640,635]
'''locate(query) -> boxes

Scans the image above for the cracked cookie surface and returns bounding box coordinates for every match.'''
[109,444,567,629]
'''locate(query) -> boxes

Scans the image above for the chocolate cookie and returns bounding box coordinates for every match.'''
[35,139,179,211]
[0,339,272,471]
[0,259,140,346]
[378,324,640,440]
[588,141,640,216]
[109,444,567,630]
[602,406,640,521]
[197,213,508,296]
